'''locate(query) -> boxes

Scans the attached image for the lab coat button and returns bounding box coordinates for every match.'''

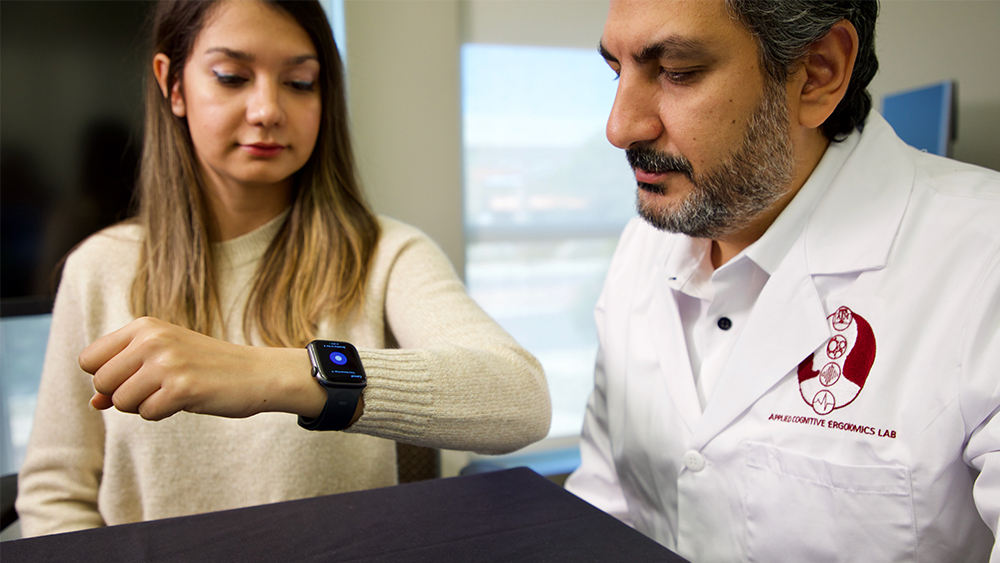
[683,450,705,472]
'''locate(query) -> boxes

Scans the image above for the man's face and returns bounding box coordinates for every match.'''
[600,0,794,239]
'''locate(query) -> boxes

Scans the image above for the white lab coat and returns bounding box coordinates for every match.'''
[565,113,1000,563]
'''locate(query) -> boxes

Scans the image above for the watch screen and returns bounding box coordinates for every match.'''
[311,341,366,384]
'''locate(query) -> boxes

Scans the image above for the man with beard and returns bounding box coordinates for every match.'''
[564,1,1000,561]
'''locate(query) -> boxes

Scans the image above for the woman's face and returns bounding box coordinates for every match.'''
[165,0,322,197]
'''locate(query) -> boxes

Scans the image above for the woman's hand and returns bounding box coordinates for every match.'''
[80,317,324,421]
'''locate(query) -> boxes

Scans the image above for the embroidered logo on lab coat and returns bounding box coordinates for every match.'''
[796,307,877,415]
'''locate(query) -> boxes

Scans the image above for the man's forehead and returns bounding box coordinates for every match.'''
[601,0,743,61]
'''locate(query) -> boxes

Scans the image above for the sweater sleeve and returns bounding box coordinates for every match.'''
[347,224,551,454]
[15,254,108,537]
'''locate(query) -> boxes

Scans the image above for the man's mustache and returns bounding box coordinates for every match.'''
[626,146,694,178]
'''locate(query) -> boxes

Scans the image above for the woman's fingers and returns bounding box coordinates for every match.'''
[134,388,179,422]
[84,318,168,399]
[78,317,156,375]
[90,392,114,411]
[106,361,169,415]
[82,317,193,417]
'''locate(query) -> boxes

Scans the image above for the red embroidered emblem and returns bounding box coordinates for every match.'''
[797,306,876,415]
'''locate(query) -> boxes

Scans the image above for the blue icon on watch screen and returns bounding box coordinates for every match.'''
[330,352,348,366]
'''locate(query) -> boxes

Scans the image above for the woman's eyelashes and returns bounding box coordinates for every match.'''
[211,70,315,92]
[213,70,248,87]
[287,80,315,92]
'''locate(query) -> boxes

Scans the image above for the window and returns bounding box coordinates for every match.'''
[461,44,635,441]
[0,305,51,475]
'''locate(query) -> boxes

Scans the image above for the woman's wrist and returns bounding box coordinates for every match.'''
[255,347,326,418]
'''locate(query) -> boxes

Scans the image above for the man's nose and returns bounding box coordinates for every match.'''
[606,73,663,150]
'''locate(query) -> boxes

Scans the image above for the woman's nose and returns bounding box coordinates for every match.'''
[246,80,284,128]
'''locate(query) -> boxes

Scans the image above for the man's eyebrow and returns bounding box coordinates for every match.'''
[204,47,318,66]
[598,37,713,66]
[635,37,712,64]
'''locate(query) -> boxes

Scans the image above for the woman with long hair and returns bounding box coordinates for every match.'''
[16,0,549,537]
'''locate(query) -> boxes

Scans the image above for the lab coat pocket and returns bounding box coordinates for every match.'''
[742,441,916,563]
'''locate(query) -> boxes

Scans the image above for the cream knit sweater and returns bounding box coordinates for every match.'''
[16,214,550,537]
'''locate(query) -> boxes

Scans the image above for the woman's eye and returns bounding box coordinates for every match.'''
[212,71,247,87]
[287,80,316,92]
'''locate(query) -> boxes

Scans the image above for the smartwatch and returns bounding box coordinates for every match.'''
[298,340,367,431]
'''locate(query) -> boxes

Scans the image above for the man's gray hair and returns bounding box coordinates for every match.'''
[725,0,879,141]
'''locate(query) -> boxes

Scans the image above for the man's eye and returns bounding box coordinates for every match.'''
[659,69,697,84]
[212,71,247,86]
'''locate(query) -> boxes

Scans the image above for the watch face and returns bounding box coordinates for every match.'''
[309,341,366,385]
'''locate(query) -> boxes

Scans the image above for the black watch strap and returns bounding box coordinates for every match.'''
[298,386,363,431]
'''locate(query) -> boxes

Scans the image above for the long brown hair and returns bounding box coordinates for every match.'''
[131,0,379,347]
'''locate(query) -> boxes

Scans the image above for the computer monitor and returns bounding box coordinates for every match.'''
[881,80,957,157]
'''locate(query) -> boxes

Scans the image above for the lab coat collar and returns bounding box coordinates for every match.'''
[804,112,915,275]
[649,272,704,433]
[690,112,917,447]
[663,237,713,300]
[692,235,830,448]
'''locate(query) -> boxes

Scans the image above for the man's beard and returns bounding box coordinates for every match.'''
[626,78,794,239]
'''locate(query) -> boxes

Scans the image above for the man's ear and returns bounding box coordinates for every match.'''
[152,53,186,118]
[791,19,858,130]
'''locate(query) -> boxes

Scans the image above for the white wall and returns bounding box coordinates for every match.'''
[344,0,465,276]
[461,0,608,47]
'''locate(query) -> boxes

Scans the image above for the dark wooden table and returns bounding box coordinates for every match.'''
[2,467,688,562]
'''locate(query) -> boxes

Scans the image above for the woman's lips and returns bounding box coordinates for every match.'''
[242,143,286,158]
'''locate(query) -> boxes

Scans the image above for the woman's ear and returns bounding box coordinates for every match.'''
[152,53,186,118]
[791,19,859,130]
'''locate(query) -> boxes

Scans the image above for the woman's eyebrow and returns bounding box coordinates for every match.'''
[205,46,252,61]
[286,54,319,66]
[204,47,318,66]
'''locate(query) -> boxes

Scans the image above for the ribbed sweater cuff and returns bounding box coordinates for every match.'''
[346,350,434,441]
